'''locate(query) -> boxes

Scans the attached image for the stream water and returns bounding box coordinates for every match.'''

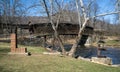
[64,44,120,65]
[86,47,120,65]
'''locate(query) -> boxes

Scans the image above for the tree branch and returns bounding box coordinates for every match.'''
[80,0,87,19]
[93,11,120,18]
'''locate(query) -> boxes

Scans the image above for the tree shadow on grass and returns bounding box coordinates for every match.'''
[0,66,13,72]
[0,48,10,54]
[0,48,10,59]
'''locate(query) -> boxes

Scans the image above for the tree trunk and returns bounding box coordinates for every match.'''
[68,0,89,57]
[54,31,66,55]
[68,18,89,57]
[68,34,82,57]
[42,0,66,55]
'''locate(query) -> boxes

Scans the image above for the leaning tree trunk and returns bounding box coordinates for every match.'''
[54,31,66,55]
[68,34,82,57]
[43,0,66,55]
[68,0,89,57]
[68,18,89,57]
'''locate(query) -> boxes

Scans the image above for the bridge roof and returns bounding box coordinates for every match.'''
[0,11,80,25]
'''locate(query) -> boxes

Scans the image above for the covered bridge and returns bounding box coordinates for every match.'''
[0,11,93,46]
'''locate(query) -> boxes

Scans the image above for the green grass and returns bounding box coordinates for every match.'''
[0,42,10,53]
[106,40,120,46]
[0,42,120,72]
[18,45,46,54]
[0,42,46,54]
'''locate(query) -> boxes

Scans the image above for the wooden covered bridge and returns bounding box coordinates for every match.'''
[1,22,93,46]
[0,11,94,46]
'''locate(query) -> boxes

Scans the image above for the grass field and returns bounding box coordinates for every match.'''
[0,42,120,72]
[106,40,120,47]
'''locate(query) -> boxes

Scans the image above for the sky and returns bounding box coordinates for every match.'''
[21,0,41,16]
[96,0,117,24]
[20,0,118,24]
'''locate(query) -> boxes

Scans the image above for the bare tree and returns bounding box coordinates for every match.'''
[116,0,120,23]
[39,0,120,57]
[0,0,26,34]
[68,0,120,57]
[42,0,66,55]
[68,0,89,56]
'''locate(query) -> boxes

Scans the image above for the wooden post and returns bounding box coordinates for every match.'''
[42,36,46,47]
[97,48,101,57]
